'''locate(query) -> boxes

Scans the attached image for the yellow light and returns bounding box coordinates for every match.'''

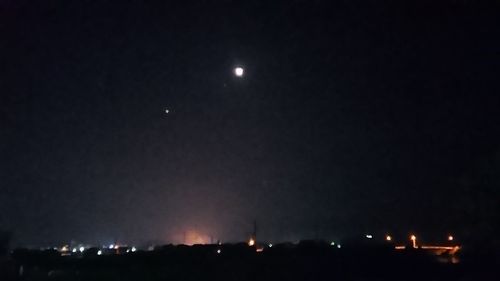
[448,235,454,241]
[410,235,417,248]
[386,235,392,241]
[248,238,255,246]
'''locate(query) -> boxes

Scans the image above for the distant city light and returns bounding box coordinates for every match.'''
[79,246,85,253]
[97,250,102,256]
[216,249,221,254]
[330,241,335,246]
[268,243,273,248]
[337,244,341,249]
[234,67,244,77]
[109,244,114,249]
[448,235,454,241]
[131,247,137,252]
[365,234,373,239]
[248,238,255,246]
[410,235,417,248]
[61,245,69,252]
[165,108,170,114]
[72,248,77,253]
[386,235,392,241]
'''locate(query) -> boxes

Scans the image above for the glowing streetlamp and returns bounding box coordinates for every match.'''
[248,238,255,246]
[234,67,244,77]
[410,235,417,248]
[386,235,392,241]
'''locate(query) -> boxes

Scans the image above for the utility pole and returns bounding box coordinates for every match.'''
[253,220,257,242]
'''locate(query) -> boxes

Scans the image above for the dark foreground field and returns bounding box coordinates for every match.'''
[1,242,498,281]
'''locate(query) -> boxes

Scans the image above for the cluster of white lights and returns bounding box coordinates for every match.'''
[365,234,373,239]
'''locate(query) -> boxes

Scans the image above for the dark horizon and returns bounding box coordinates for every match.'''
[1,0,499,247]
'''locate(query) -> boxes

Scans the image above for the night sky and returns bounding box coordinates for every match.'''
[1,1,500,247]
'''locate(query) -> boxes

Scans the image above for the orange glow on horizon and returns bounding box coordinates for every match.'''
[182,230,211,245]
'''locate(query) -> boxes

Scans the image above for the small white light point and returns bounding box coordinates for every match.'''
[337,244,341,249]
[365,234,373,239]
[79,246,85,253]
[131,247,137,252]
[234,67,244,77]
[268,243,273,248]
[216,249,221,254]
[165,108,170,114]
[97,250,102,256]
[330,241,335,246]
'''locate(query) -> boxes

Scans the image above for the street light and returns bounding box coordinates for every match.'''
[410,235,417,248]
